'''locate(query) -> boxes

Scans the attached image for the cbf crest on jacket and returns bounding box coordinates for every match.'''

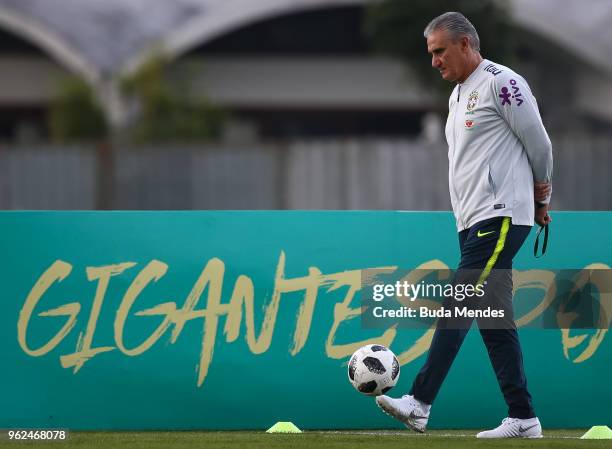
[445,59,553,231]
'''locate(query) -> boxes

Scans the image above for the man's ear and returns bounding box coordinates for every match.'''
[461,36,471,53]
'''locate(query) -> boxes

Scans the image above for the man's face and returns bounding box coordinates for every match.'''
[427,29,469,83]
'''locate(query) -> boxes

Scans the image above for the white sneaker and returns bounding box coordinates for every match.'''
[375,394,430,433]
[476,417,543,438]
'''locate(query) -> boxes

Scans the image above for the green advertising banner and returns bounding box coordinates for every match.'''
[0,211,609,430]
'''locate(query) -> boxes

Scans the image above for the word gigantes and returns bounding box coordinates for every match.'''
[17,256,608,386]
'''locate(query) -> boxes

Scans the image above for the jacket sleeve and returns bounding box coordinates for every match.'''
[492,72,553,203]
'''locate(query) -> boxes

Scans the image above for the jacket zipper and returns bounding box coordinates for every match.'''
[452,84,463,229]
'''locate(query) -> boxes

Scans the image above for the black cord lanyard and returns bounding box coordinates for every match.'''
[534,224,549,258]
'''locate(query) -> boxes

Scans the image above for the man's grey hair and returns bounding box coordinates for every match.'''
[424,12,481,52]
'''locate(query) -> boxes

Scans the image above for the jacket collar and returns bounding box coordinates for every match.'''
[459,58,489,86]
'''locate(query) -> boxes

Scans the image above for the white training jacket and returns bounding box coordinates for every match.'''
[445,59,553,231]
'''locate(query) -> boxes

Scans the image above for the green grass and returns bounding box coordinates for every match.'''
[1,430,610,449]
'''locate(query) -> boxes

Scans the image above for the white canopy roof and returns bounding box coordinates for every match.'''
[0,0,610,81]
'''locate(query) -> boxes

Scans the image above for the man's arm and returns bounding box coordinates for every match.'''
[493,73,554,205]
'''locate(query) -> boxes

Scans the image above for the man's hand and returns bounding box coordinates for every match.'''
[534,182,551,202]
[535,202,552,226]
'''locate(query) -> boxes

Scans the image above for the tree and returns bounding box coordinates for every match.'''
[364,0,515,100]
[121,56,225,144]
[50,79,108,143]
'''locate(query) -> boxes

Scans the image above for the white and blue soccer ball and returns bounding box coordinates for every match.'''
[348,344,400,396]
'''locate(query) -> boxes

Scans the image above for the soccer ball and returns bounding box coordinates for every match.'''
[347,344,400,396]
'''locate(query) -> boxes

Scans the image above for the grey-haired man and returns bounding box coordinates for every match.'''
[375,12,552,439]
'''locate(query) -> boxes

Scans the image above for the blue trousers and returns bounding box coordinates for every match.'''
[409,216,535,419]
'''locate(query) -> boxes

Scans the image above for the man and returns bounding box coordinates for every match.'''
[375,12,553,438]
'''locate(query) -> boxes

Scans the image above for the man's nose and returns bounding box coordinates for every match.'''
[432,56,441,68]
